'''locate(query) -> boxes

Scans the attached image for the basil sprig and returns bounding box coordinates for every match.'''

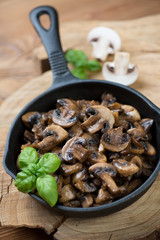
[65,49,101,79]
[15,147,61,207]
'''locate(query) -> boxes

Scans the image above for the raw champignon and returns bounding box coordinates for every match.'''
[87,27,121,61]
[101,127,130,152]
[102,52,138,86]
[62,136,89,163]
[82,105,115,134]
[53,98,78,127]
[37,124,68,152]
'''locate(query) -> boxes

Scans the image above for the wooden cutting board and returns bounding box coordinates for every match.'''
[0,15,160,240]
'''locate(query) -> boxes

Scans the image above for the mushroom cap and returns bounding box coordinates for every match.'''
[62,136,89,163]
[81,193,93,208]
[120,105,141,122]
[113,159,140,177]
[22,111,41,129]
[101,127,130,152]
[102,52,138,85]
[59,184,77,203]
[37,124,68,151]
[89,162,117,177]
[82,105,115,134]
[74,181,97,193]
[87,27,121,61]
[60,162,83,176]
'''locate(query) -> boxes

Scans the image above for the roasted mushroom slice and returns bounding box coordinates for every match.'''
[59,184,77,203]
[113,159,139,177]
[82,105,115,134]
[101,93,116,107]
[81,193,93,208]
[101,127,130,152]
[143,142,156,155]
[77,99,99,121]
[37,124,68,152]
[74,181,97,193]
[130,155,143,176]
[60,162,83,176]
[88,151,107,164]
[120,105,141,122]
[82,133,99,150]
[62,137,89,163]
[68,121,83,137]
[96,188,113,204]
[53,98,77,127]
[22,111,41,129]
[89,163,119,195]
[140,118,154,133]
[127,122,146,140]
[72,167,88,184]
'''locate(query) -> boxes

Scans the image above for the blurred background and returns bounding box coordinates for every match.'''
[0,0,160,239]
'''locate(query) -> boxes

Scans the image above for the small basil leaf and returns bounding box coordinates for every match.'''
[65,49,87,67]
[18,147,38,170]
[15,169,36,193]
[27,163,39,175]
[37,153,61,175]
[36,175,58,207]
[86,60,101,71]
[71,67,87,79]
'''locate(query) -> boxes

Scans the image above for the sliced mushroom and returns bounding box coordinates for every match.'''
[101,93,116,107]
[143,142,156,155]
[130,155,143,176]
[127,122,146,140]
[125,179,142,195]
[74,181,97,193]
[113,159,139,177]
[60,162,83,176]
[140,118,154,133]
[96,188,113,204]
[81,193,93,208]
[120,104,141,122]
[53,98,77,127]
[72,167,88,184]
[62,137,89,163]
[37,124,68,152]
[101,127,130,152]
[57,175,63,195]
[89,163,119,195]
[68,121,83,137]
[87,27,121,61]
[77,99,99,121]
[88,151,107,164]
[82,133,99,150]
[129,137,144,155]
[82,105,115,134]
[63,200,81,207]
[59,184,77,203]
[22,111,41,129]
[102,52,138,86]
[24,130,35,143]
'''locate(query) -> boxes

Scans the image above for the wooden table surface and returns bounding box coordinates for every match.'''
[0,0,160,239]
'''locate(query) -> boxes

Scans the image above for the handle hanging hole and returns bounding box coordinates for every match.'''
[39,14,51,30]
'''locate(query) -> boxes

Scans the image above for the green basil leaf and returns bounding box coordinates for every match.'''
[86,60,101,71]
[37,153,61,175]
[65,49,87,67]
[15,169,36,193]
[36,175,58,207]
[71,67,87,79]
[18,147,39,170]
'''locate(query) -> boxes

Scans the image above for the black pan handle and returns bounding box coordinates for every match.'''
[30,6,77,88]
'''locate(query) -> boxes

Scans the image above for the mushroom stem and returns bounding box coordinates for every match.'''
[114,52,130,75]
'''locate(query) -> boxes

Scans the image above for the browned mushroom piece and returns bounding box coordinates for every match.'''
[68,121,83,137]
[72,167,88,184]
[140,118,154,133]
[120,104,141,122]
[129,137,144,155]
[53,98,78,127]
[88,151,107,164]
[60,162,83,176]
[125,178,142,195]
[63,200,81,207]
[127,122,146,140]
[101,93,116,107]
[24,130,35,143]
[113,159,139,177]
[57,175,63,195]
[82,133,99,150]
[51,146,63,161]
[130,155,143,176]
[77,99,99,121]
[98,142,105,153]
[82,105,115,134]
[59,184,77,203]
[62,137,89,163]
[22,111,41,129]
[96,188,113,204]
[143,142,156,155]
[89,163,119,195]
[101,127,130,152]
[74,181,97,193]
[81,193,93,208]
[37,124,68,152]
